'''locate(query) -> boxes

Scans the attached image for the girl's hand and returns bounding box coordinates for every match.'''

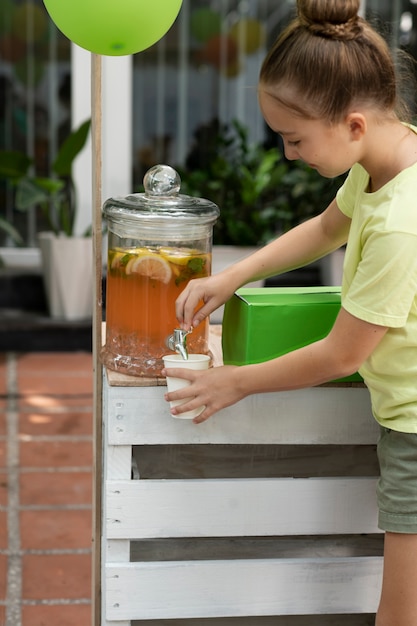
[175,274,237,330]
[162,365,244,423]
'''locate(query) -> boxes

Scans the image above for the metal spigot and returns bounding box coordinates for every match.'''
[166,328,192,360]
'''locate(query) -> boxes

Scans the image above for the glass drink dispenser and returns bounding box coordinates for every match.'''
[101,164,220,377]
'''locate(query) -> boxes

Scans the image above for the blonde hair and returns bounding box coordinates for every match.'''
[260,0,406,122]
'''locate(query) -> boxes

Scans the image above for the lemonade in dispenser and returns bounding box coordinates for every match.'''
[101,164,220,376]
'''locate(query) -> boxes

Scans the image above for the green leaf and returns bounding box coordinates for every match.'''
[33,177,65,194]
[175,256,206,285]
[187,257,205,272]
[0,216,24,245]
[52,119,91,177]
[15,179,49,210]
[0,150,32,180]
[15,177,66,211]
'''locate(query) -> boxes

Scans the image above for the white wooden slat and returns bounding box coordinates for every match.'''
[104,539,129,563]
[105,557,383,620]
[102,382,131,480]
[102,540,130,626]
[105,386,378,446]
[106,477,380,539]
[103,445,132,481]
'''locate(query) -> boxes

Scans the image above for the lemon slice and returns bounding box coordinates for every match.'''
[126,253,172,283]
[110,250,127,269]
[160,247,199,266]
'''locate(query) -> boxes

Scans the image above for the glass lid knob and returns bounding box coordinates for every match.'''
[143,164,181,197]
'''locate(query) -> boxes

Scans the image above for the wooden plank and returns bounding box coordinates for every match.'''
[105,368,166,387]
[132,443,379,479]
[130,534,384,562]
[105,539,130,563]
[103,375,134,480]
[104,445,132,481]
[106,478,380,538]
[131,615,376,626]
[105,557,383,620]
[105,385,378,445]
[132,616,376,626]
[102,540,130,626]
[92,52,103,626]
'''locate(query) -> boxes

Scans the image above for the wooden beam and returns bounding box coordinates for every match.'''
[91,52,103,626]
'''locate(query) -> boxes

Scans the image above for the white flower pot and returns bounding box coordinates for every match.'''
[38,232,93,320]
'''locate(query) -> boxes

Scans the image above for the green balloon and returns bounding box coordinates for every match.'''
[42,0,183,56]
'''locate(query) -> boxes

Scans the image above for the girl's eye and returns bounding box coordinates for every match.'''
[288,140,300,147]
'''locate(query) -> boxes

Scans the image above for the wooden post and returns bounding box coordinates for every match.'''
[91,53,103,626]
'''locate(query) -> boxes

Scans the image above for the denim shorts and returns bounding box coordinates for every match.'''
[376,427,417,533]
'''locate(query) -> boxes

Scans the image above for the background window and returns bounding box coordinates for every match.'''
[1,0,416,251]
[0,0,71,247]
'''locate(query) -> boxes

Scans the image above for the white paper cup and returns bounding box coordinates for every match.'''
[162,354,210,419]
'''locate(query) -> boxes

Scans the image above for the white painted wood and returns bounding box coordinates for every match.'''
[0,247,41,269]
[101,380,132,624]
[105,557,383,620]
[105,386,378,446]
[103,374,133,480]
[104,445,131,481]
[105,539,130,563]
[101,536,130,626]
[101,373,382,624]
[106,478,380,539]
[72,45,132,237]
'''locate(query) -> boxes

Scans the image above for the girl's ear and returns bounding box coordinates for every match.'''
[345,112,367,141]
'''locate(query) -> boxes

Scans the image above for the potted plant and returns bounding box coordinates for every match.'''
[179,118,344,243]
[0,119,92,320]
[0,150,31,266]
[178,119,289,247]
[0,216,24,267]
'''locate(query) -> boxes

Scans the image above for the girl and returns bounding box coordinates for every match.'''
[163,1,417,623]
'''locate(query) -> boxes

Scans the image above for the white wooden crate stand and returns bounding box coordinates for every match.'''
[101,328,383,626]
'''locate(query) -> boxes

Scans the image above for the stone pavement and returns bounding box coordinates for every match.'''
[0,352,93,626]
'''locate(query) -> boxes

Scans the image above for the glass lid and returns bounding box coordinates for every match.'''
[103,164,220,223]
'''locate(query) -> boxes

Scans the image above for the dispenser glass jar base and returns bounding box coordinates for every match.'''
[101,245,212,377]
[101,322,210,377]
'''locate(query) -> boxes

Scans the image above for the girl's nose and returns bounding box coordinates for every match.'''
[284,143,299,161]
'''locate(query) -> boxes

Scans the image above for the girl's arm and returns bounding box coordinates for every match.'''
[222,197,350,283]
[164,307,388,423]
[235,307,387,394]
[177,199,350,329]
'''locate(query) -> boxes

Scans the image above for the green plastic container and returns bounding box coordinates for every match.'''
[222,287,362,383]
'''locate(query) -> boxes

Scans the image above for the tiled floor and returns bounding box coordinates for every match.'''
[0,352,93,626]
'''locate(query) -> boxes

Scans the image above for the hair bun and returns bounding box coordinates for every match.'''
[298,0,362,40]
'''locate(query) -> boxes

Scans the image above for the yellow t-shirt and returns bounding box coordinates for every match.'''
[336,153,417,433]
